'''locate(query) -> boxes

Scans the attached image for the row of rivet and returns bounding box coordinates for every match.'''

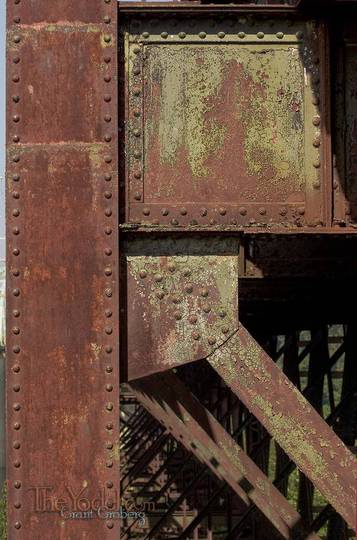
[135,206,306,224]
[311,47,321,190]
[135,30,304,41]
[130,45,143,203]
[11,0,22,532]
[103,0,115,531]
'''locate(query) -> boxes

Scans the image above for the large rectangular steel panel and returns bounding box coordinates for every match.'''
[6,1,119,538]
[123,16,328,229]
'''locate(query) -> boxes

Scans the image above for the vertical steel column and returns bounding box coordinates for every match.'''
[6,1,119,537]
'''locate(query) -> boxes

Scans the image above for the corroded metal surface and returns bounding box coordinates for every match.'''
[123,15,327,230]
[208,325,357,529]
[124,235,239,380]
[6,1,119,537]
[130,371,321,540]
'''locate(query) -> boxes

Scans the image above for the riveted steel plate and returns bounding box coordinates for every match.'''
[124,236,239,380]
[6,1,119,537]
[123,16,327,229]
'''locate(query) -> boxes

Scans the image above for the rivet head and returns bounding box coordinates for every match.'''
[13,289,20,297]
[13,309,20,318]
[104,55,111,63]
[106,521,114,529]
[172,296,181,305]
[106,480,114,488]
[312,95,320,106]
[238,32,246,39]
[14,522,22,530]
[13,35,21,43]
[313,181,321,190]
[106,460,113,468]
[105,209,112,217]
[313,160,321,169]
[222,326,230,334]
[14,502,21,510]
[174,311,182,321]
[106,402,114,411]
[104,192,112,200]
[167,262,176,272]
[13,95,20,103]
[133,45,140,54]
[13,135,20,143]
[179,32,186,39]
[139,269,147,279]
[13,174,20,181]
[104,114,112,122]
[161,208,169,216]
[239,207,247,216]
[280,208,287,216]
[218,32,225,39]
[13,365,20,373]
[105,309,112,318]
[313,116,321,127]
[200,208,208,217]
[276,32,284,39]
[105,327,113,335]
[133,129,141,137]
[105,346,113,354]
[180,208,187,216]
[106,423,113,430]
[106,366,113,373]
[104,75,111,82]
[13,384,20,392]
[12,269,20,277]
[154,274,163,282]
[104,35,112,43]
[143,208,150,216]
[105,227,112,235]
[104,15,111,24]
[13,248,20,256]
[219,208,226,216]
[259,207,266,216]
[189,315,197,324]
[105,173,112,182]
[192,331,200,341]
[134,171,141,179]
[161,32,168,39]
[105,248,112,256]
[134,150,141,159]
[296,31,304,40]
[156,290,165,300]
[202,304,211,313]
[134,192,142,201]
[14,460,21,468]
[13,115,20,123]
[13,422,21,430]
[14,481,21,489]
[185,284,193,294]
[133,87,141,97]
[218,310,226,318]
[208,337,216,345]
[106,384,113,392]
[105,288,113,297]
[298,207,305,216]
[12,75,20,83]
[199,32,206,39]
[142,31,150,38]
[313,136,321,148]
[200,289,209,298]
[171,219,179,226]
[13,209,20,217]
[13,346,20,354]
[13,441,21,449]
[13,17,21,24]
[257,32,264,39]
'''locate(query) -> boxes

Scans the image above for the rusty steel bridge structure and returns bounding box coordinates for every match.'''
[5,0,357,538]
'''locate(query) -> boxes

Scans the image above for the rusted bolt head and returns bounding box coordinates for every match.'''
[208,337,217,345]
[139,269,147,279]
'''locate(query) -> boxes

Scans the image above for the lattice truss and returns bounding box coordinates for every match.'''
[120,325,357,540]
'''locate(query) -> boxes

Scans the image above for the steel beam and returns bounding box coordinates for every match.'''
[6,1,119,537]
[208,325,357,530]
